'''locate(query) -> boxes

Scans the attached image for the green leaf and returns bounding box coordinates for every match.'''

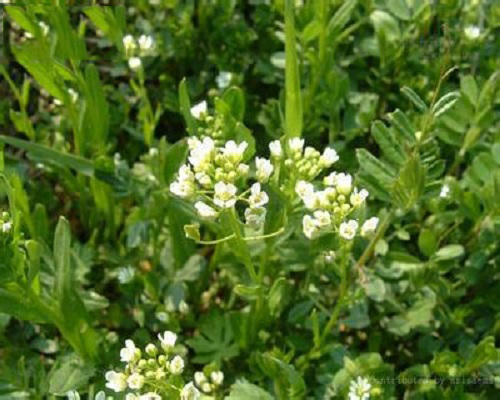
[168,198,196,267]
[174,254,205,282]
[0,135,94,176]
[401,86,428,112]
[418,229,437,257]
[268,277,287,316]
[433,245,464,261]
[178,78,197,136]
[54,217,72,302]
[222,87,245,121]
[327,0,358,35]
[227,381,274,400]
[386,0,411,20]
[371,120,405,165]
[356,149,396,187]
[432,91,460,118]
[284,0,302,139]
[186,311,239,363]
[162,139,188,184]
[257,353,306,399]
[48,356,94,395]
[460,75,479,107]
[387,109,417,144]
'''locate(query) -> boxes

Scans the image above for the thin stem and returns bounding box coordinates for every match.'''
[228,208,258,282]
[317,243,349,348]
[354,210,394,281]
[244,227,285,241]
[195,234,235,245]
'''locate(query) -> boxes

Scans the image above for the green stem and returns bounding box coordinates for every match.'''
[228,208,258,282]
[354,210,394,280]
[317,243,349,348]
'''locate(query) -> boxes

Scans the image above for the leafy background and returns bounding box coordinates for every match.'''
[0,1,499,399]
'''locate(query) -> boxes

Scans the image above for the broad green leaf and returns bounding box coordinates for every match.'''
[418,229,437,257]
[48,356,94,395]
[222,87,245,121]
[434,245,464,261]
[386,0,411,20]
[284,0,302,139]
[174,254,205,282]
[460,75,479,107]
[227,381,274,400]
[167,197,196,267]
[257,353,306,399]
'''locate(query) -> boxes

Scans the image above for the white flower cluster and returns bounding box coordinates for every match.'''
[0,212,12,235]
[193,369,224,394]
[123,34,155,71]
[104,331,202,399]
[297,171,378,240]
[170,135,274,231]
[348,376,372,400]
[281,140,377,241]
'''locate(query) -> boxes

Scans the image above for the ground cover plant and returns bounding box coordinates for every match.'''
[0,1,499,399]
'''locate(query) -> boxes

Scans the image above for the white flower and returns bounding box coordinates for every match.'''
[117,266,135,284]
[170,180,194,198]
[350,188,369,207]
[138,34,154,54]
[295,180,315,199]
[66,390,80,400]
[324,172,337,186]
[211,371,224,385]
[255,157,274,183]
[94,391,106,400]
[139,393,162,400]
[169,355,185,375]
[105,371,127,392]
[39,22,49,36]
[440,184,450,198]
[128,57,142,71]
[288,138,305,153]
[190,101,207,119]
[216,71,233,89]
[125,394,139,400]
[348,376,371,400]
[120,339,139,363]
[222,140,248,163]
[238,163,250,177]
[158,331,177,350]
[339,220,358,240]
[214,182,238,208]
[361,217,379,237]
[245,207,266,230]
[319,147,339,167]
[303,215,320,239]
[123,34,136,53]
[194,371,207,386]
[2,221,12,233]
[269,140,282,158]
[195,201,218,219]
[127,373,145,390]
[201,382,213,393]
[313,210,331,227]
[189,137,215,170]
[248,183,269,208]
[464,25,480,40]
[181,382,201,400]
[335,173,353,194]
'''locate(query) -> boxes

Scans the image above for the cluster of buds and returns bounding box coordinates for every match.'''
[123,34,155,71]
[296,171,378,240]
[170,133,273,232]
[104,331,203,400]
[193,369,224,394]
[284,138,339,181]
[0,212,12,237]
